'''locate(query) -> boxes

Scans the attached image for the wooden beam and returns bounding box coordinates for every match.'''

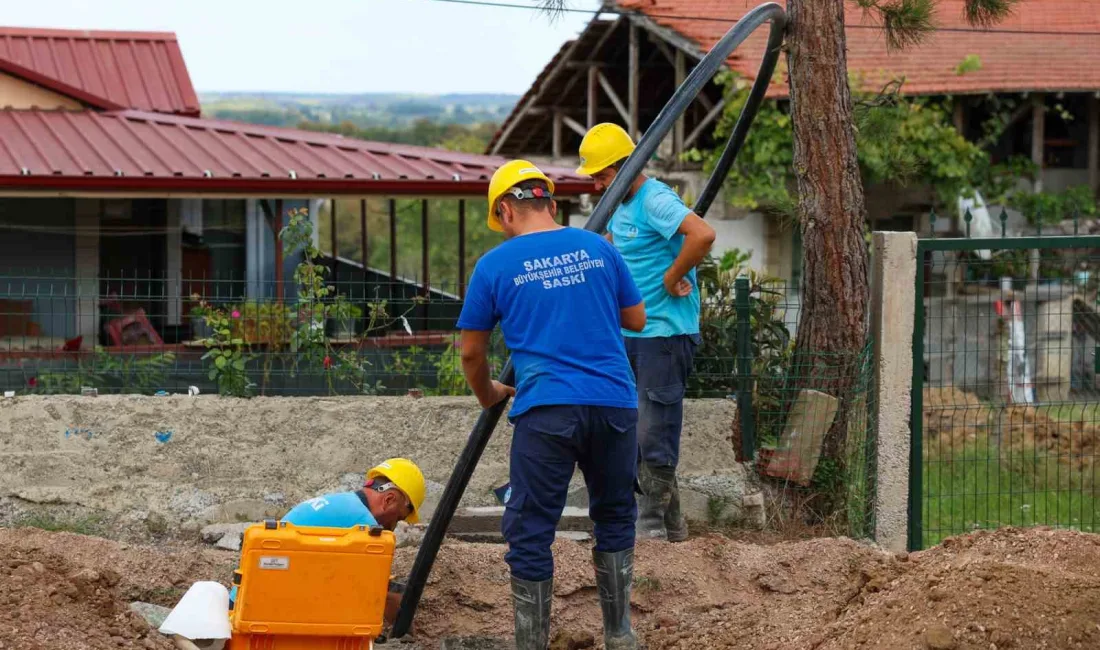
[562,114,588,138]
[953,99,965,134]
[597,71,630,125]
[1032,94,1045,192]
[586,17,622,61]
[674,49,686,156]
[490,34,591,155]
[628,22,639,139]
[587,66,598,128]
[359,199,368,269]
[1089,95,1099,196]
[458,199,467,298]
[553,110,563,159]
[684,98,727,150]
[650,34,678,68]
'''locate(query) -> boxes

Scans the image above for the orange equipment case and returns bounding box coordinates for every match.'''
[226,519,396,649]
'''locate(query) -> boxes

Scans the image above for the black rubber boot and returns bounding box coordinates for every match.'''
[593,548,638,650]
[511,576,552,650]
[635,463,669,540]
[661,468,688,543]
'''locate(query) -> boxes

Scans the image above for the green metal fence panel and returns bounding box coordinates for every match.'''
[911,227,1100,550]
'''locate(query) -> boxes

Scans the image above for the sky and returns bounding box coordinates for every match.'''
[3,0,602,95]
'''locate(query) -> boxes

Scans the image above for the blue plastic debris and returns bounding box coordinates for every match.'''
[65,428,94,440]
[155,390,169,397]
[154,430,173,443]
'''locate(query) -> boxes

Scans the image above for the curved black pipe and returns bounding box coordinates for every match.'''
[387,3,786,640]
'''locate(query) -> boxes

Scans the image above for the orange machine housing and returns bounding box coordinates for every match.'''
[226,520,395,649]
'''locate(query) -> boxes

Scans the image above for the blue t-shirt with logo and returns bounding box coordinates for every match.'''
[608,178,699,338]
[457,227,642,418]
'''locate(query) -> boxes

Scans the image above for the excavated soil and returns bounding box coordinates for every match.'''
[3,526,1100,649]
[924,387,1100,469]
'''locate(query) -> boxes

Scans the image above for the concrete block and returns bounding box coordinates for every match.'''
[200,522,252,551]
[871,231,917,553]
[129,601,171,629]
[450,506,592,534]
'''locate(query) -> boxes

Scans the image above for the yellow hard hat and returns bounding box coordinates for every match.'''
[486,160,555,232]
[368,458,427,524]
[576,123,635,176]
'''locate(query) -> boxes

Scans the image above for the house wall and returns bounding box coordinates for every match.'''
[0,198,77,339]
[0,72,82,110]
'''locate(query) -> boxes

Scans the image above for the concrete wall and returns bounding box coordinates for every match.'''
[0,395,748,536]
[0,71,82,110]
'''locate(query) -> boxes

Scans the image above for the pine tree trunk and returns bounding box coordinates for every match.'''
[785,0,870,468]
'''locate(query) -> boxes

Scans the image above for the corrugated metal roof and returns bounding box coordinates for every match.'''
[0,27,199,115]
[616,0,1100,97]
[0,109,594,196]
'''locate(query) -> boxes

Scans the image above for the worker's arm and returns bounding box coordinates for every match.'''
[663,213,716,297]
[460,329,515,408]
[620,302,646,332]
[455,264,514,409]
[612,242,646,332]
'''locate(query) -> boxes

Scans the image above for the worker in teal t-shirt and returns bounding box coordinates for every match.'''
[576,123,717,545]
[227,458,426,626]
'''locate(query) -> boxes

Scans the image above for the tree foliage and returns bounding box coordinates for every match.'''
[688,72,1007,220]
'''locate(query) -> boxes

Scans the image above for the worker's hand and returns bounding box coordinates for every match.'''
[663,270,693,298]
[479,380,516,409]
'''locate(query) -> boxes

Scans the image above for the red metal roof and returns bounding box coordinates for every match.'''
[0,109,594,196]
[0,27,200,115]
[616,0,1100,97]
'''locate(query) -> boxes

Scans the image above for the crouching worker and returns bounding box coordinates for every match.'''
[458,160,646,649]
[227,457,427,625]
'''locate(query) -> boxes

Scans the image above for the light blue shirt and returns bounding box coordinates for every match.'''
[608,178,700,338]
[281,492,379,528]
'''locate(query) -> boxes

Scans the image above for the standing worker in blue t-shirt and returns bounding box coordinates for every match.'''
[576,123,717,543]
[457,160,647,650]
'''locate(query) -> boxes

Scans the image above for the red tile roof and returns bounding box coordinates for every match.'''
[615,0,1100,96]
[0,27,200,115]
[0,109,593,196]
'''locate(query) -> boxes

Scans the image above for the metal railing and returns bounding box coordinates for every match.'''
[0,269,747,398]
[911,214,1100,549]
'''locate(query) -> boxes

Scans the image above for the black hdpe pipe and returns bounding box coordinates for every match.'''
[386,3,786,640]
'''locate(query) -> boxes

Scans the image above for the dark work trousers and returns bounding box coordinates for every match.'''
[624,334,700,468]
[502,405,639,582]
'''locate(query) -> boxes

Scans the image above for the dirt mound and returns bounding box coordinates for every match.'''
[923,387,1100,469]
[0,528,235,650]
[819,527,1100,649]
[4,526,1100,649]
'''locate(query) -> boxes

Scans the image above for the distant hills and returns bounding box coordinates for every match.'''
[199,92,520,129]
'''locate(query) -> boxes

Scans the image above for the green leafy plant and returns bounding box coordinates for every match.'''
[34,350,176,395]
[690,248,793,402]
[192,295,252,397]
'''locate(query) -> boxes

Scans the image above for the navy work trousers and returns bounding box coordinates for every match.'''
[624,334,699,468]
[502,405,639,582]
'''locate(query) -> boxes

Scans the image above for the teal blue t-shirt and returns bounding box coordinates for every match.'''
[457,227,642,418]
[229,492,377,605]
[608,178,700,338]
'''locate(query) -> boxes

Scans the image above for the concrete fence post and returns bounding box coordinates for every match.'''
[870,231,917,553]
